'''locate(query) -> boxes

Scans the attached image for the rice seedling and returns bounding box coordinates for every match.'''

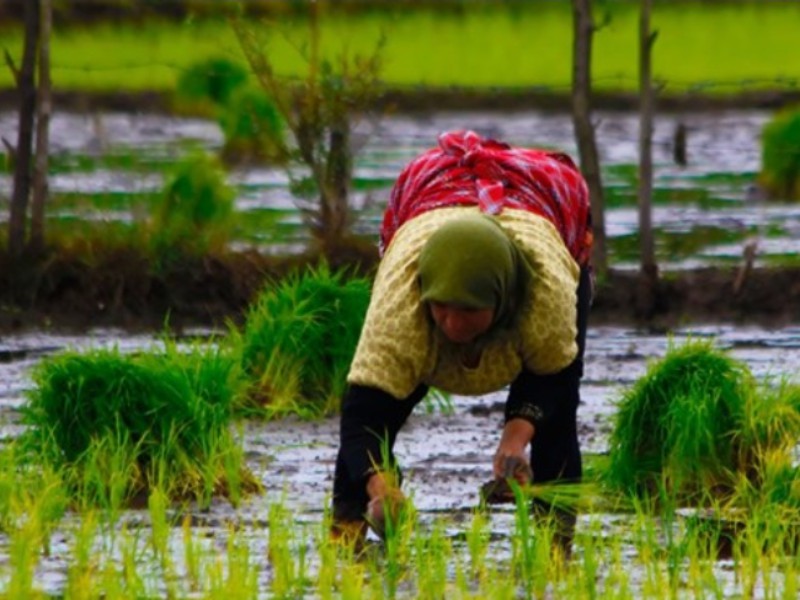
[0,449,66,597]
[412,520,450,599]
[268,501,311,598]
[65,511,101,600]
[6,3,799,94]
[0,444,68,543]
[602,339,800,578]
[232,263,371,419]
[148,486,172,572]
[21,340,261,507]
[218,85,288,165]
[760,106,800,201]
[605,340,756,503]
[175,56,249,115]
[736,379,800,495]
[316,511,340,600]
[181,514,203,593]
[149,151,236,263]
[464,509,490,583]
[19,489,800,598]
[6,514,45,599]
[180,54,290,177]
[381,498,417,599]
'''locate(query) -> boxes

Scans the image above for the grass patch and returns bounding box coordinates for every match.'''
[0,3,798,94]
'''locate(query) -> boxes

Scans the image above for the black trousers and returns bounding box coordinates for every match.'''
[332,266,592,522]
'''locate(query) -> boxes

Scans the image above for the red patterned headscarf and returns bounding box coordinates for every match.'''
[380,130,593,266]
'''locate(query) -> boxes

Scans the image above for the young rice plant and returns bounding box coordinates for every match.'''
[150,151,235,263]
[605,340,800,513]
[232,263,371,419]
[760,106,800,201]
[21,341,261,507]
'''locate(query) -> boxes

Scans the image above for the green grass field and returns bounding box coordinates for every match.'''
[1,2,798,95]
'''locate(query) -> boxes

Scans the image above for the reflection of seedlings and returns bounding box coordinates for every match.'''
[22,342,260,508]
[609,225,753,263]
[762,253,800,267]
[234,264,370,419]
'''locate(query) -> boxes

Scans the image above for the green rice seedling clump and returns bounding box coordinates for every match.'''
[234,263,371,419]
[175,56,249,110]
[22,342,260,505]
[150,151,235,261]
[760,106,800,201]
[218,86,287,165]
[735,380,800,510]
[606,340,754,502]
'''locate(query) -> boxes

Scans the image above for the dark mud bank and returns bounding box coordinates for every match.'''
[2,87,800,116]
[2,248,799,333]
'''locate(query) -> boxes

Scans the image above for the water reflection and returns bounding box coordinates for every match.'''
[2,109,796,267]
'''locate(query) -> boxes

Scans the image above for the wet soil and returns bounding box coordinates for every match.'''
[3,87,800,117]
[1,321,799,595]
[2,244,800,335]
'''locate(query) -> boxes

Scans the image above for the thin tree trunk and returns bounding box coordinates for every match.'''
[637,0,658,315]
[8,0,39,256]
[30,0,52,253]
[322,119,351,250]
[571,0,607,278]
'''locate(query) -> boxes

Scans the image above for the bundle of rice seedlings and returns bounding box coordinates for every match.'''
[233,263,371,419]
[21,342,261,507]
[734,379,800,509]
[218,86,287,165]
[150,151,235,261]
[760,106,800,201]
[605,340,755,503]
[175,56,249,111]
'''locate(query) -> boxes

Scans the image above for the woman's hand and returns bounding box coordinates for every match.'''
[493,418,535,485]
[365,471,406,538]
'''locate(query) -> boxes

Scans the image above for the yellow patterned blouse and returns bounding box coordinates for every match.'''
[348,206,580,399]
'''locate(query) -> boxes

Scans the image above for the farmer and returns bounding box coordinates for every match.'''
[331,130,593,546]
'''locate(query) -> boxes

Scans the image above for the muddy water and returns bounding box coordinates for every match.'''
[1,108,799,267]
[1,324,799,595]
[0,106,798,593]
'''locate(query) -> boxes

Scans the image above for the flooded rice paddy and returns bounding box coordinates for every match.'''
[1,108,799,269]
[1,324,799,596]
[1,107,800,594]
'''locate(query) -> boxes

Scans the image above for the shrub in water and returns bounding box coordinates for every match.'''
[605,340,754,502]
[150,151,235,259]
[175,56,249,114]
[233,264,371,419]
[219,85,287,165]
[760,106,800,200]
[22,342,261,506]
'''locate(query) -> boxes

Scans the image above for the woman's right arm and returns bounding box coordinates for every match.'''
[338,384,423,484]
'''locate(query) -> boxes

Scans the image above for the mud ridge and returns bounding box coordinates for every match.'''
[1,87,799,116]
[2,247,799,333]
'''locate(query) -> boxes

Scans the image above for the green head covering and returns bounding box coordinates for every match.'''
[418,214,528,333]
